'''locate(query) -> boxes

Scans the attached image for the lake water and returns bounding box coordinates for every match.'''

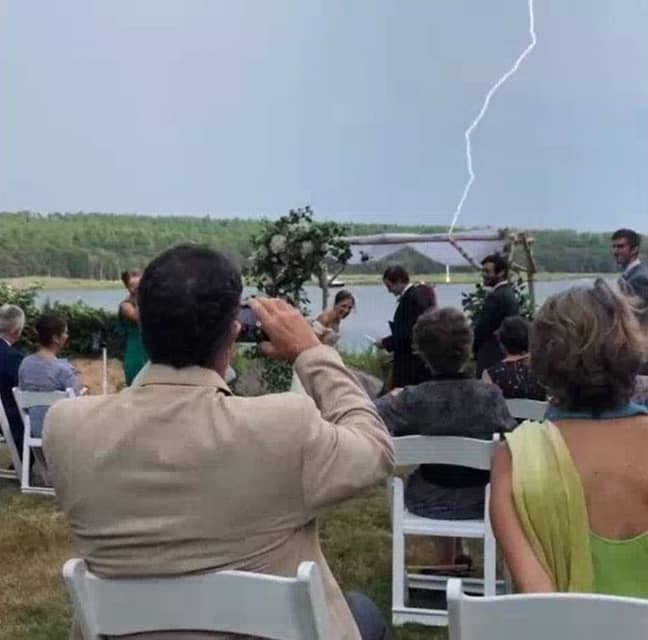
[37,279,602,352]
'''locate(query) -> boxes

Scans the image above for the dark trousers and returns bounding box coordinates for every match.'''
[345,592,389,640]
[9,416,24,458]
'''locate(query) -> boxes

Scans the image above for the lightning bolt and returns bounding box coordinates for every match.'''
[448,0,537,235]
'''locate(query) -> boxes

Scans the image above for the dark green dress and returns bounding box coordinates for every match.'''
[118,307,147,386]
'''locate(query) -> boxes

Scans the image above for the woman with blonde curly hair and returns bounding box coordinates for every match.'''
[491,279,648,598]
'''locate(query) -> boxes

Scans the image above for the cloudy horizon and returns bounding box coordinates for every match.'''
[1,0,646,232]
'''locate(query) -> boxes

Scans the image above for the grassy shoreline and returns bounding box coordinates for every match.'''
[3,272,615,290]
[2,276,123,290]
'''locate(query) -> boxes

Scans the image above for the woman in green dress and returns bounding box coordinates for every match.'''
[118,269,148,386]
[491,280,648,598]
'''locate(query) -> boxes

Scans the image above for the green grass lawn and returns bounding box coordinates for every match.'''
[0,480,447,640]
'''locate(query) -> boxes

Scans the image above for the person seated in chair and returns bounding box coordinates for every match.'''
[377,307,514,568]
[482,316,546,401]
[44,244,393,640]
[0,304,25,454]
[491,280,648,598]
[19,313,85,438]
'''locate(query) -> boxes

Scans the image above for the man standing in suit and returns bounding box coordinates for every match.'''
[612,228,648,317]
[44,244,393,640]
[473,254,519,377]
[0,304,25,454]
[375,265,436,388]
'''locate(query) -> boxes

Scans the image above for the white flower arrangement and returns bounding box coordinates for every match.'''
[269,234,287,254]
[300,240,314,257]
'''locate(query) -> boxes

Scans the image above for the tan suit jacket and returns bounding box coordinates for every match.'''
[43,345,394,640]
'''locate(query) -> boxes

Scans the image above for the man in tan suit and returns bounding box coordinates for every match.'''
[44,244,394,640]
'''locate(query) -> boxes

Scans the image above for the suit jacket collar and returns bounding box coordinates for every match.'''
[623,259,642,279]
[132,362,233,395]
[398,282,415,301]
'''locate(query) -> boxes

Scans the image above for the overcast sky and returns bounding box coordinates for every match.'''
[1,0,647,231]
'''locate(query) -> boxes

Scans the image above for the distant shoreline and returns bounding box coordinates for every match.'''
[2,272,615,290]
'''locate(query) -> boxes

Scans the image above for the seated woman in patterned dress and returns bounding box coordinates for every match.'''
[482,316,546,400]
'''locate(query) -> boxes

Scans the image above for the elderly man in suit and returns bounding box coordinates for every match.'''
[0,304,25,454]
[375,265,436,388]
[473,254,519,377]
[44,244,393,640]
[612,228,648,316]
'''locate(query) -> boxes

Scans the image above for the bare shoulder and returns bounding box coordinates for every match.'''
[119,299,134,312]
[315,309,332,326]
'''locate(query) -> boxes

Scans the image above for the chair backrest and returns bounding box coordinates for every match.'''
[505,398,548,421]
[0,395,22,477]
[13,388,76,411]
[393,434,499,469]
[63,558,332,640]
[12,387,75,433]
[447,578,648,640]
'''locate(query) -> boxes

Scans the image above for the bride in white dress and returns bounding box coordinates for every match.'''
[290,290,355,394]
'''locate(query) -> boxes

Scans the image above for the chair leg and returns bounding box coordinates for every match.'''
[483,528,496,597]
[21,437,30,492]
[392,523,406,615]
[33,448,50,485]
[503,561,514,594]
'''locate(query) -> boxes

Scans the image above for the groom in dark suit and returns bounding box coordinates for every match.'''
[612,228,648,318]
[473,254,519,377]
[0,304,25,454]
[376,265,436,388]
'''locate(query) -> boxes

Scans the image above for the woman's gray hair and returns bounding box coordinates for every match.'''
[0,304,26,335]
[413,307,473,375]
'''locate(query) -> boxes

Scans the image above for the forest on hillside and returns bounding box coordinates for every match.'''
[0,211,620,278]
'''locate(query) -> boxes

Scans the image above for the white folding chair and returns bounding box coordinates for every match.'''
[0,396,22,481]
[12,387,76,496]
[505,398,548,421]
[63,558,331,640]
[447,578,648,640]
[392,434,502,627]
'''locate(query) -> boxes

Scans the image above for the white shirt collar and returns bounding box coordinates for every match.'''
[493,280,509,290]
[1,336,12,347]
[401,283,414,295]
[624,259,641,275]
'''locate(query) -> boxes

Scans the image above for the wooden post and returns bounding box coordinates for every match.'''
[319,263,329,311]
[520,233,537,311]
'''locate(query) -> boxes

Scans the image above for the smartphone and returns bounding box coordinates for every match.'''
[237,302,265,343]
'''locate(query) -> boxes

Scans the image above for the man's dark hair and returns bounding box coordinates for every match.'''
[383,265,410,284]
[611,228,641,249]
[497,316,530,355]
[138,244,243,368]
[481,253,509,275]
[36,313,67,347]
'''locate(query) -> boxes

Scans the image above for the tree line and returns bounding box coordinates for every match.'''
[0,211,620,278]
